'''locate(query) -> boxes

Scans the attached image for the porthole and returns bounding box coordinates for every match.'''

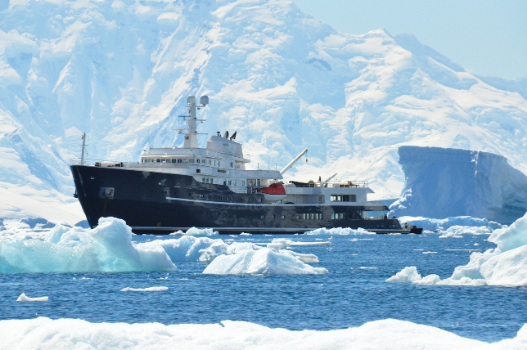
[281,215,285,219]
[260,215,264,219]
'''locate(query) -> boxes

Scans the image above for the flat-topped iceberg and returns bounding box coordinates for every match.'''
[0,217,175,273]
[1,317,525,349]
[388,212,527,287]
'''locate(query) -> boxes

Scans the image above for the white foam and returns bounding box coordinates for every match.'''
[387,212,527,287]
[16,293,48,302]
[121,287,168,292]
[1,317,524,349]
[306,227,372,235]
[0,217,175,273]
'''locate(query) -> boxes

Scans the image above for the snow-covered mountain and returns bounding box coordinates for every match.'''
[1,0,526,223]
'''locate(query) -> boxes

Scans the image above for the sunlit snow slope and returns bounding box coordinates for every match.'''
[1,0,527,222]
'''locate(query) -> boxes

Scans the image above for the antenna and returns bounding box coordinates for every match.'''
[81,133,86,165]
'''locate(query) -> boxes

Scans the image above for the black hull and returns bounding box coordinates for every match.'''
[71,165,407,234]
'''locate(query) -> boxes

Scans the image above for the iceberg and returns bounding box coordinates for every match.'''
[16,293,48,302]
[391,147,527,224]
[0,317,525,349]
[0,217,175,273]
[203,242,327,275]
[140,236,227,262]
[387,212,527,287]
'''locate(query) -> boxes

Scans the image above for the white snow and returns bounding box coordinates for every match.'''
[121,287,168,292]
[16,293,48,302]
[0,217,175,273]
[0,317,525,349]
[387,212,527,287]
[1,0,527,222]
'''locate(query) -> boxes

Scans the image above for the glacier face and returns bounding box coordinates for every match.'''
[1,0,527,222]
[390,146,527,224]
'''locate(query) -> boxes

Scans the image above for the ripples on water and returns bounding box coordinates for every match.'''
[1,233,526,343]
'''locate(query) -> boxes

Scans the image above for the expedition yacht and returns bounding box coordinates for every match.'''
[71,95,421,234]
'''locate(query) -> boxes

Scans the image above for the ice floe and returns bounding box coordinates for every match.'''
[399,216,503,233]
[388,212,527,287]
[16,293,48,302]
[305,227,371,235]
[0,217,175,273]
[168,227,218,236]
[121,287,168,292]
[1,317,525,349]
[203,239,327,275]
[140,236,226,262]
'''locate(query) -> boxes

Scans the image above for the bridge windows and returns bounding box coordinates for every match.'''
[331,195,356,202]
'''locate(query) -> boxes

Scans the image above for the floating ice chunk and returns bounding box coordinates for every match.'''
[399,216,502,233]
[1,317,519,349]
[422,252,437,254]
[240,232,251,236]
[121,287,168,292]
[386,266,422,283]
[169,227,218,236]
[203,247,327,275]
[140,236,226,262]
[306,227,371,235]
[0,217,175,273]
[439,225,493,238]
[388,213,527,287]
[17,293,48,302]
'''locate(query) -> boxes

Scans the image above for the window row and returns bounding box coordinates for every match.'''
[142,158,221,167]
[200,178,246,186]
[330,195,356,202]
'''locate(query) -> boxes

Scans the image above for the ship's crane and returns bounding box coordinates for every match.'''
[280,148,308,175]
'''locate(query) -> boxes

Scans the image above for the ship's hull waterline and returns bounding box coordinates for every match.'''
[71,165,415,234]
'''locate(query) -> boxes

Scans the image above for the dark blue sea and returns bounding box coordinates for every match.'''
[1,233,525,343]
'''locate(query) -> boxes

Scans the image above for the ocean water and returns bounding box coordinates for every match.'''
[1,232,525,343]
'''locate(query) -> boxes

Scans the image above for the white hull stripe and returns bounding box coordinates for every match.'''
[164,196,380,208]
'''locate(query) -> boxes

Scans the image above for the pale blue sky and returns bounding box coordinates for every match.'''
[294,0,527,80]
